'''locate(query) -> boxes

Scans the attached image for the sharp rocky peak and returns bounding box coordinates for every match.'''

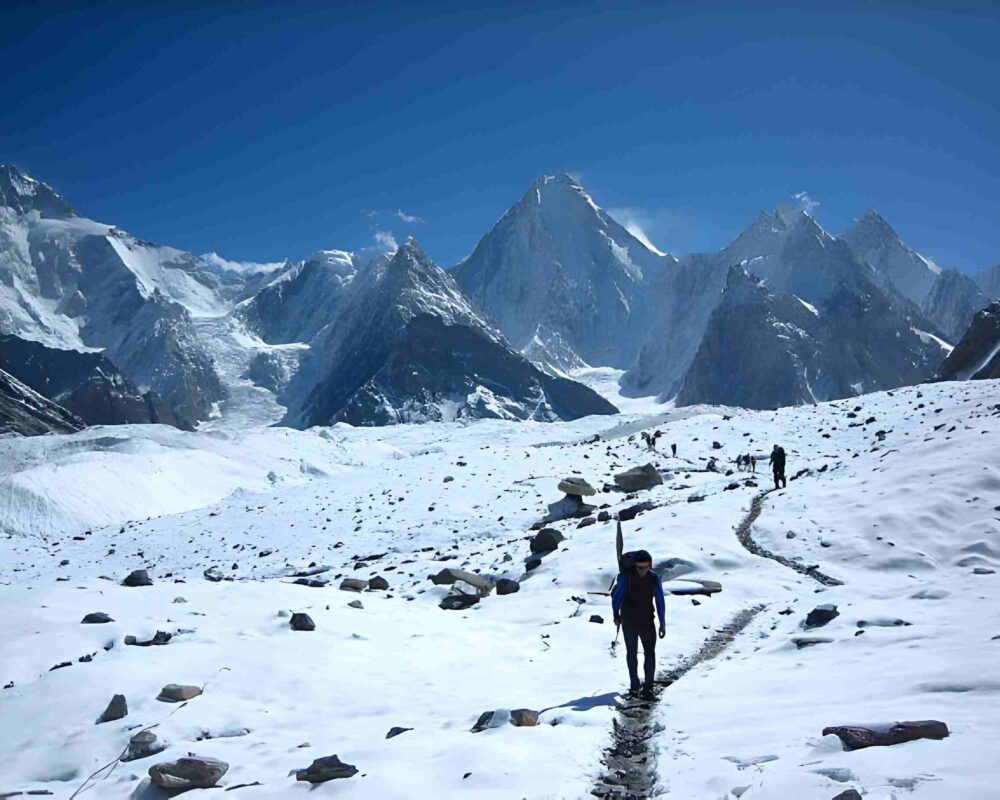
[0,164,75,218]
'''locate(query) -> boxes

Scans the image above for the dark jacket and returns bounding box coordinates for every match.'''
[611,569,666,628]
[769,447,786,470]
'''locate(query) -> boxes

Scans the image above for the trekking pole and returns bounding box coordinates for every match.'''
[610,621,620,655]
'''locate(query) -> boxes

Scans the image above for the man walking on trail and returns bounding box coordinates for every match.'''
[769,444,786,489]
[612,550,666,700]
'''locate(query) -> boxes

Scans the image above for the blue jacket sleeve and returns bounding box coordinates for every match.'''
[655,576,666,629]
[611,574,626,616]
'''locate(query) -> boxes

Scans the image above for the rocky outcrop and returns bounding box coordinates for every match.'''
[936,300,1000,380]
[0,367,82,435]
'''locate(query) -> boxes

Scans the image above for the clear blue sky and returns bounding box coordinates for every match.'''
[2,1,997,272]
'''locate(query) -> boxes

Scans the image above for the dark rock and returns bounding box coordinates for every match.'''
[613,463,663,492]
[496,578,520,595]
[386,726,412,739]
[339,577,368,591]
[82,612,114,624]
[823,720,950,750]
[290,613,316,631]
[558,477,596,496]
[597,510,611,522]
[369,576,390,590]
[589,615,604,624]
[541,494,595,523]
[510,709,540,727]
[832,791,863,800]
[440,594,479,610]
[792,636,833,649]
[686,494,705,503]
[712,441,723,449]
[294,578,328,587]
[122,569,152,587]
[295,754,358,782]
[97,694,127,723]
[667,579,722,596]
[577,517,596,528]
[530,528,565,553]
[471,710,506,732]
[149,756,229,790]
[525,556,542,571]
[124,631,172,647]
[347,599,364,609]
[805,604,839,629]
[618,500,655,521]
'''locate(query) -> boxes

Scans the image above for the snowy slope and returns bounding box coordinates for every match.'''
[0,379,997,799]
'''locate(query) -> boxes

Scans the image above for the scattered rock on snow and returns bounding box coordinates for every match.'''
[290,613,316,631]
[805,604,840,629]
[558,477,596,496]
[122,569,152,587]
[541,494,596,523]
[614,464,663,492]
[589,615,604,624]
[81,612,114,624]
[386,726,412,739]
[339,578,368,592]
[440,594,479,611]
[368,576,390,590]
[125,631,172,647]
[792,636,833,649]
[149,756,229,790]
[295,755,358,782]
[496,578,520,595]
[430,568,494,595]
[510,708,539,727]
[471,709,509,732]
[122,730,166,762]
[831,791,863,800]
[157,684,202,702]
[348,599,364,609]
[97,694,127,723]
[618,500,655,521]
[530,528,565,553]
[822,720,949,750]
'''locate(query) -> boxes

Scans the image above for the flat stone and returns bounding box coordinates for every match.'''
[290,612,316,631]
[614,464,663,492]
[386,726,412,739]
[97,694,127,723]
[618,500,655,521]
[429,568,494,595]
[577,517,596,528]
[348,599,364,609]
[589,615,604,624]
[822,720,949,750]
[557,477,596,496]
[530,528,565,554]
[295,754,358,782]
[82,612,114,624]
[158,684,202,702]
[122,730,165,762]
[339,578,368,592]
[471,709,509,732]
[667,579,722,596]
[122,569,152,587]
[149,756,229,790]
[510,708,539,727]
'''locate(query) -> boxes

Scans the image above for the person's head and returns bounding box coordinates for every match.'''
[634,550,652,576]
[773,444,779,451]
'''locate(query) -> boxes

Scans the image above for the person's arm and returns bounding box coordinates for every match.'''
[655,575,666,635]
[611,573,626,622]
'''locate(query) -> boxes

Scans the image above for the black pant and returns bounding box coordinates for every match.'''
[622,618,656,688]
[773,467,786,489]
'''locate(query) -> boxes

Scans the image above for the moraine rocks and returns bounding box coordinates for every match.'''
[823,720,949,750]
[296,755,359,782]
[150,756,229,790]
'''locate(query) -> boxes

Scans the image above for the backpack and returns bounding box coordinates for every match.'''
[608,550,643,591]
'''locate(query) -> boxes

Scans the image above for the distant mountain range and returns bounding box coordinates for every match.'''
[0,164,995,435]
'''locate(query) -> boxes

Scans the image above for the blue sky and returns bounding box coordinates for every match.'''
[1,1,997,272]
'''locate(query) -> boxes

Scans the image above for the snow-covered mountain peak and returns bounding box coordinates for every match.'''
[0,164,75,218]
[773,202,811,229]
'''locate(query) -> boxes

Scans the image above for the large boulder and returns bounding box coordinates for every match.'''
[296,755,359,782]
[822,721,949,750]
[530,528,565,554]
[496,578,520,595]
[339,578,368,592]
[290,612,316,631]
[614,464,663,492]
[558,477,596,496]
[149,756,229,790]
[157,684,202,702]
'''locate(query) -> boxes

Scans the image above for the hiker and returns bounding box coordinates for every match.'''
[769,444,786,489]
[750,455,757,473]
[670,442,677,457]
[641,431,650,448]
[612,549,666,700]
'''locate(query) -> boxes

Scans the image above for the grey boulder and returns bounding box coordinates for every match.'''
[149,756,229,790]
[97,694,127,723]
[806,604,840,628]
[614,463,663,492]
[290,612,316,631]
[558,477,596,496]
[82,612,114,624]
[122,569,152,587]
[496,578,520,595]
[295,754,359,782]
[530,528,565,554]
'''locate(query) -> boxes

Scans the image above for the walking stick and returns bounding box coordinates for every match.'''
[610,519,624,655]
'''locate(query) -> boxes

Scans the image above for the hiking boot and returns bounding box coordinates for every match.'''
[627,685,641,699]
[640,684,656,701]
